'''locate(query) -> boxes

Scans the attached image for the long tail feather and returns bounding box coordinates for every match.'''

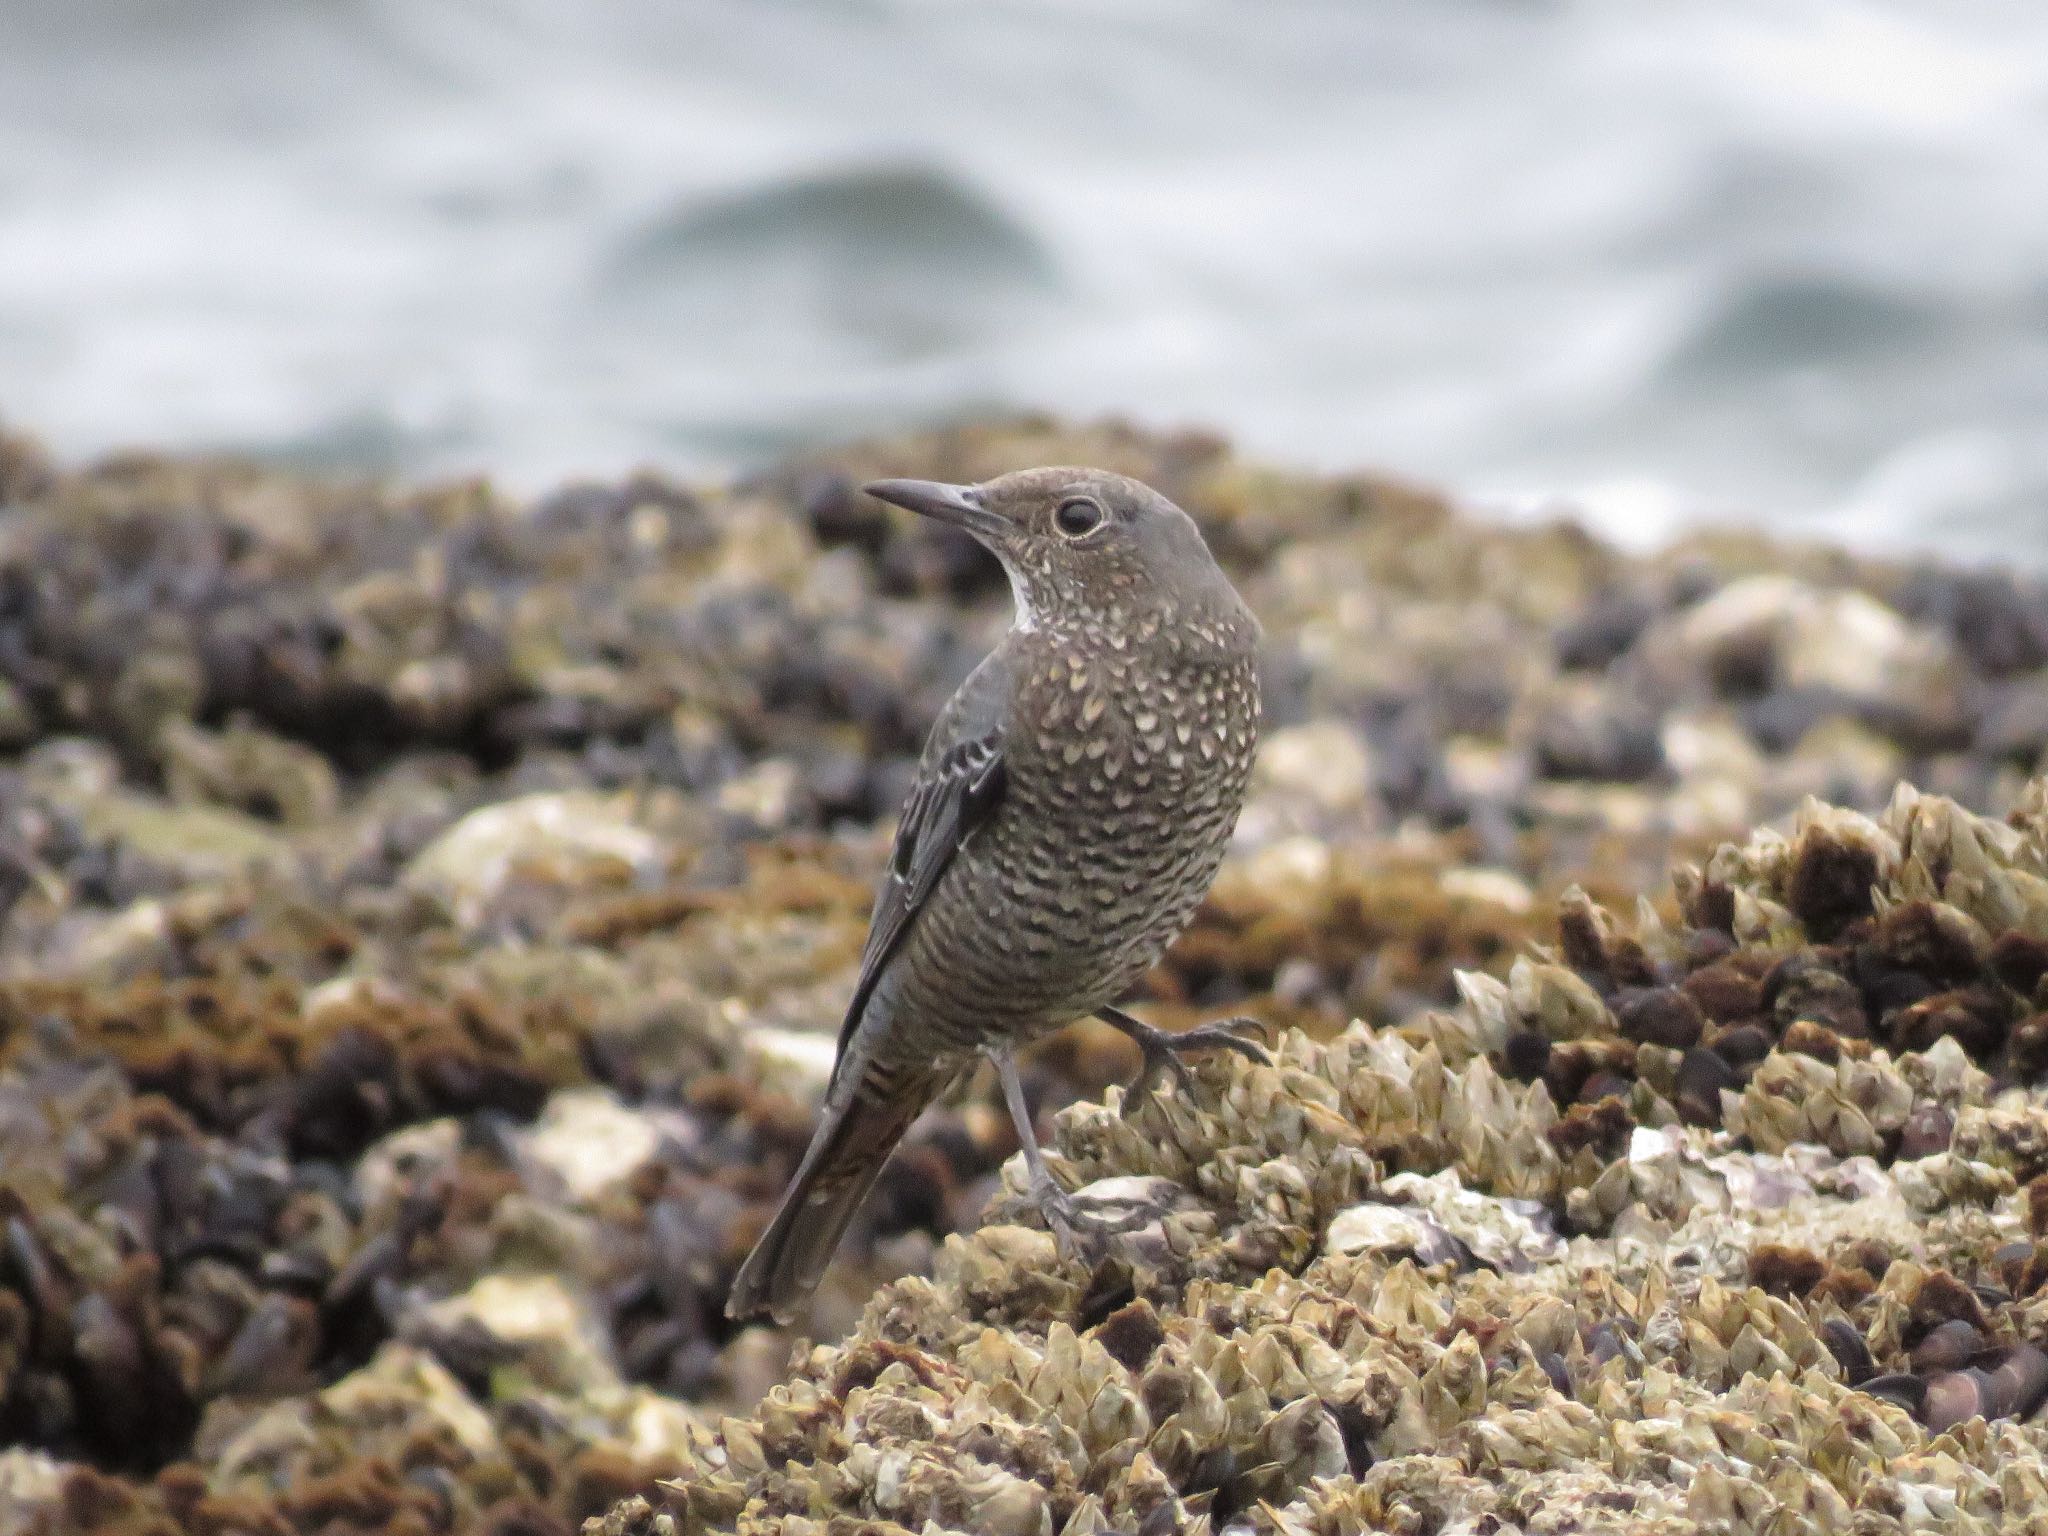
[725,1063,946,1325]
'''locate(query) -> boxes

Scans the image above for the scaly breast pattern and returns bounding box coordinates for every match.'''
[891,623,1260,1057]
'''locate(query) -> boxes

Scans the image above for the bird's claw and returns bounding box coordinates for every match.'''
[1030,1174,1156,1263]
[1119,1014,1272,1119]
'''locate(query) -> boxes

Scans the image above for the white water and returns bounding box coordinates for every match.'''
[2,0,2045,563]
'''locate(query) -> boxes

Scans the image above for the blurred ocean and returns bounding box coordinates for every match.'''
[2,0,2046,563]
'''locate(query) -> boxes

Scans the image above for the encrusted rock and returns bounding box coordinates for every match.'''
[3,417,2047,1535]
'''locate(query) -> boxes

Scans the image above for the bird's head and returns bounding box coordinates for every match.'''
[864,467,1255,650]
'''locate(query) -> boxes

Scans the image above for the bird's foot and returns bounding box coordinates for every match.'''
[1100,1007,1271,1119]
[1028,1170,1155,1263]
[991,1048,1141,1262]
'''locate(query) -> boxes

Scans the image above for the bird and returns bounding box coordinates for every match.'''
[725,467,1267,1325]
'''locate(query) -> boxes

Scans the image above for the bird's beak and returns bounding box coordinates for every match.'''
[863,479,1006,539]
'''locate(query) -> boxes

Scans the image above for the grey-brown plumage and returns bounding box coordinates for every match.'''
[726,467,1265,1325]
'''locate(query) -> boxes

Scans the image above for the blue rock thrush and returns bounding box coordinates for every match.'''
[727,468,1266,1324]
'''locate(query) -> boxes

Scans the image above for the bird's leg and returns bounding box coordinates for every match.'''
[1096,1003,1271,1118]
[992,1049,1087,1256]
[993,1050,1154,1255]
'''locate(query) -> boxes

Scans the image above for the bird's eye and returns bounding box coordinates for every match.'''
[1053,496,1104,539]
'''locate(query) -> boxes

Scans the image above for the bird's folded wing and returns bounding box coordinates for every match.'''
[832,728,1006,1071]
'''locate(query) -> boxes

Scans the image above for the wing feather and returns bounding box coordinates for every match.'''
[832,728,1006,1067]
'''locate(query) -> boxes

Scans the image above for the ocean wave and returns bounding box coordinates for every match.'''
[0,0,2044,564]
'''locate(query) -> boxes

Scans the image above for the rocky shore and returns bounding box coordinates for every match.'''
[0,415,2045,1534]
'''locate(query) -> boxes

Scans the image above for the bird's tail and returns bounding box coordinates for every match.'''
[725,1061,948,1326]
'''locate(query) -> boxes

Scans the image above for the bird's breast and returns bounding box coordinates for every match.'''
[993,641,1259,925]
[879,638,1259,1056]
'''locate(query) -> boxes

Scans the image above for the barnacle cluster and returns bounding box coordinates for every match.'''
[0,413,2046,1532]
[645,781,2048,1535]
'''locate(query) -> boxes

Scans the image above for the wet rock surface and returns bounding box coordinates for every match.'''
[0,414,2043,1533]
